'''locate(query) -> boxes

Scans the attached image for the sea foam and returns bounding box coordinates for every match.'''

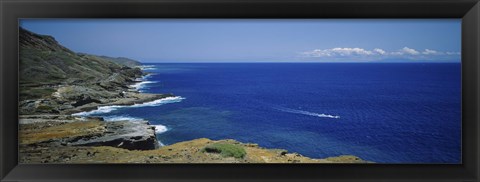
[152,124,168,134]
[137,65,157,71]
[275,106,340,119]
[154,124,169,147]
[102,116,169,133]
[131,81,157,91]
[103,115,144,122]
[131,74,156,92]
[72,96,185,116]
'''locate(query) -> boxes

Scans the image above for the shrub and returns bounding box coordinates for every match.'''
[36,105,54,111]
[202,143,246,159]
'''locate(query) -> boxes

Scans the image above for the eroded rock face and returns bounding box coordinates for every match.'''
[19,116,159,151]
[71,120,159,150]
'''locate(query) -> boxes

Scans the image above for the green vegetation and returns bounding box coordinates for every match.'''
[19,27,142,86]
[98,56,142,68]
[20,87,56,100]
[36,105,55,112]
[202,143,246,158]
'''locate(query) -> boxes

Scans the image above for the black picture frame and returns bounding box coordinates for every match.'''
[1,0,479,181]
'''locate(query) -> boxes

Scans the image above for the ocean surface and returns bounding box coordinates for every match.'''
[76,63,461,163]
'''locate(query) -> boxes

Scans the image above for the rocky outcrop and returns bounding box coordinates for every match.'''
[62,93,173,115]
[19,124,370,163]
[19,116,159,151]
[19,115,370,163]
[71,120,159,150]
[19,89,172,115]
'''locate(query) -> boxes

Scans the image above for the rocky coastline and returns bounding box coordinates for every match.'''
[19,27,369,163]
[19,92,370,163]
[19,98,370,163]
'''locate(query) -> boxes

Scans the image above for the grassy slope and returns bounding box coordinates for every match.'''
[97,56,142,68]
[20,28,118,85]
[19,27,142,100]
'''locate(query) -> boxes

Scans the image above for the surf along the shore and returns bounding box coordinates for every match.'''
[71,66,185,144]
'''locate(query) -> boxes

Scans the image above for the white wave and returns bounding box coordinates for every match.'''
[143,73,154,79]
[140,73,154,80]
[72,96,185,116]
[131,96,185,108]
[74,117,89,121]
[72,105,123,116]
[130,81,157,91]
[103,115,144,122]
[154,124,169,147]
[275,107,340,119]
[137,65,156,71]
[152,124,168,134]
[134,74,152,82]
[137,65,157,71]
[131,74,156,92]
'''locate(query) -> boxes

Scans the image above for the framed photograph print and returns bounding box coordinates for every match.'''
[1,0,479,181]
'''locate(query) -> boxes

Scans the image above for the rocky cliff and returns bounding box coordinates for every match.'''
[19,28,167,155]
[18,28,369,164]
[19,27,141,86]
[19,115,159,151]
[19,27,168,115]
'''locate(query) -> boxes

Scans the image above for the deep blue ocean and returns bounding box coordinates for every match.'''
[78,63,461,163]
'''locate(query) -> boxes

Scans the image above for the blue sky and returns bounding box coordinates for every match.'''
[20,19,461,63]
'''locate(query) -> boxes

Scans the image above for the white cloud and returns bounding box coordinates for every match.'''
[300,47,460,61]
[422,49,442,55]
[302,47,374,57]
[401,47,420,55]
[331,48,373,56]
[373,48,387,55]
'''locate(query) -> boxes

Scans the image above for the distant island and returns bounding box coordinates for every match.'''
[18,27,368,163]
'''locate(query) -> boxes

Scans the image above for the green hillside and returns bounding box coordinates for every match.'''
[19,27,143,101]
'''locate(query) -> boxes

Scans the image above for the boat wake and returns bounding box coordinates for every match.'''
[274,106,340,119]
